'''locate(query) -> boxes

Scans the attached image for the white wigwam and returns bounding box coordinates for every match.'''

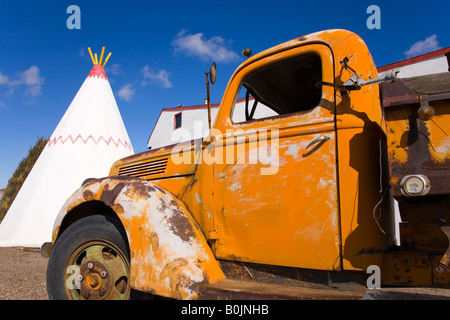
[0,47,134,247]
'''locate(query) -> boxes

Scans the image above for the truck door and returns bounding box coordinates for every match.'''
[211,44,341,270]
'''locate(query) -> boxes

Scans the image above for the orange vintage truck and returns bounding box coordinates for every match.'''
[43,29,450,300]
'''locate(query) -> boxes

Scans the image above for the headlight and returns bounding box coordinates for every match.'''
[400,174,430,197]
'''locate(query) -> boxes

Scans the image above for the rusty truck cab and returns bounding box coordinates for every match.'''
[111,30,396,289]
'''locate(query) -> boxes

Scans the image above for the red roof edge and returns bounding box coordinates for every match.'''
[377,47,450,72]
[162,103,220,112]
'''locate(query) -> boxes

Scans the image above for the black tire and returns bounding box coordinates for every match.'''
[46,215,131,300]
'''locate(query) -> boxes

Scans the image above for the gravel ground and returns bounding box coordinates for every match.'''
[1,246,450,300]
[0,247,48,300]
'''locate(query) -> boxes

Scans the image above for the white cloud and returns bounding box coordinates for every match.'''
[0,66,44,97]
[141,65,173,89]
[0,72,10,85]
[19,66,44,96]
[117,84,135,101]
[108,64,122,76]
[404,34,442,58]
[172,29,240,63]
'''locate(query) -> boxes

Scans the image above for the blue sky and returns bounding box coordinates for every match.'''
[0,0,448,188]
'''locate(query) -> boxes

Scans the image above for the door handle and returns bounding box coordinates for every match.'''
[306,136,330,149]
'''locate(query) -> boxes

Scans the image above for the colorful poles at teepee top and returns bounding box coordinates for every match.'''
[87,47,111,67]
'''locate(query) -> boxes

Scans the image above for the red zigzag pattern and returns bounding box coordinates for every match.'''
[47,134,133,151]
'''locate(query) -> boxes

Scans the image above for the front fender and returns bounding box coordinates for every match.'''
[52,176,225,299]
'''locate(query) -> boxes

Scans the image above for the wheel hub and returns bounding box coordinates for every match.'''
[79,260,110,299]
[64,240,130,300]
[86,272,102,290]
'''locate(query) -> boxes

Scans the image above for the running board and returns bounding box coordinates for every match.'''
[198,279,365,300]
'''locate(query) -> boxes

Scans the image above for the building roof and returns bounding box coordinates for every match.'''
[161,103,220,112]
[377,47,450,73]
[160,96,254,113]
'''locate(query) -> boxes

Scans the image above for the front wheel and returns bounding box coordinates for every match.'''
[47,215,131,300]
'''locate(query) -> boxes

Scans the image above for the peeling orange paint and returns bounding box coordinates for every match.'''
[53,177,225,299]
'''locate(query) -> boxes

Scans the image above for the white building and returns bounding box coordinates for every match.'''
[378,47,450,78]
[148,103,220,149]
[147,97,276,149]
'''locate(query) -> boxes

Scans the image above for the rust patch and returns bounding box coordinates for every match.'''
[180,166,198,199]
[128,180,157,198]
[138,226,159,252]
[159,258,192,299]
[158,197,169,211]
[82,178,102,186]
[52,226,60,243]
[384,78,450,197]
[387,104,450,197]
[113,203,124,215]
[82,190,95,201]
[166,200,196,242]
[381,79,418,107]
[100,182,126,207]
[149,232,159,253]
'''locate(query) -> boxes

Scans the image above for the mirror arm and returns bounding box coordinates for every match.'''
[204,62,217,131]
[316,69,399,92]
[343,69,399,90]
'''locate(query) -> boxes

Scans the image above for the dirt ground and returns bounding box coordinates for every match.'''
[0,247,48,300]
[1,246,450,300]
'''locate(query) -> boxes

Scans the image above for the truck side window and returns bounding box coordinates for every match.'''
[231,53,322,123]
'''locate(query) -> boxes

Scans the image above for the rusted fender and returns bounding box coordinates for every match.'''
[52,176,225,299]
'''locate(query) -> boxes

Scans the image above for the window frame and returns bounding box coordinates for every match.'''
[174,112,182,130]
[230,52,323,124]
[211,44,335,134]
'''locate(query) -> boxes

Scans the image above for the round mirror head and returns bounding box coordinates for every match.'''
[242,48,253,58]
[210,62,217,84]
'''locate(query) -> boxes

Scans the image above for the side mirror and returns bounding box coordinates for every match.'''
[209,62,216,84]
[205,62,217,130]
[242,48,253,58]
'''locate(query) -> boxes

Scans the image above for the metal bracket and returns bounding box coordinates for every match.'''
[316,69,399,92]
[418,95,435,120]
[343,69,399,91]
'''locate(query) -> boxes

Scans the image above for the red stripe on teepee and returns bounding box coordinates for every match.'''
[88,64,108,80]
[48,134,132,151]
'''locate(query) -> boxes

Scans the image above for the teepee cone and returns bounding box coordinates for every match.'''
[0,48,134,247]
